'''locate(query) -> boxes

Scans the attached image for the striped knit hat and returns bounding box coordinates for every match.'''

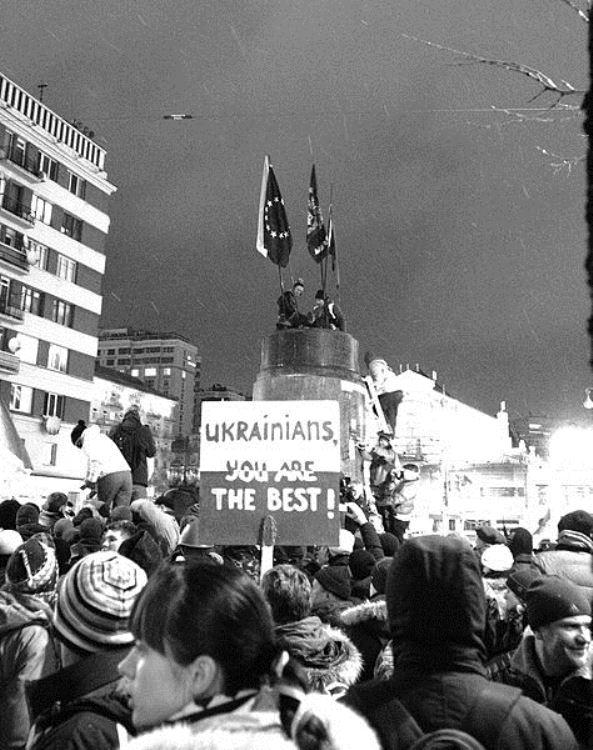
[54,551,147,653]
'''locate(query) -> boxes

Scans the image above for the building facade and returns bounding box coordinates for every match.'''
[0,72,115,493]
[193,382,248,433]
[97,327,200,436]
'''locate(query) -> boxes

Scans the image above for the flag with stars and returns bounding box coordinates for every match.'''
[307,164,327,263]
[256,155,292,268]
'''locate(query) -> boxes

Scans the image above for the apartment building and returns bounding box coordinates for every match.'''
[0,72,115,492]
[97,328,200,436]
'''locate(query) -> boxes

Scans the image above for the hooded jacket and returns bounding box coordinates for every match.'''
[110,413,156,486]
[345,535,577,750]
[340,598,390,683]
[0,590,59,750]
[275,615,362,696]
[533,530,593,598]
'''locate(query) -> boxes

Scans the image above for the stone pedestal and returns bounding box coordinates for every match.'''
[252,329,369,481]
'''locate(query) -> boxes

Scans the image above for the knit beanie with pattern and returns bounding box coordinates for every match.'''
[54,550,147,654]
[5,538,58,602]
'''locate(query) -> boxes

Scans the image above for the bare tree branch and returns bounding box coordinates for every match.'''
[535,145,585,173]
[402,34,586,105]
[556,0,589,23]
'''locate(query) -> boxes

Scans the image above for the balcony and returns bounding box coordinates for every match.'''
[0,298,24,323]
[0,242,28,273]
[0,349,19,374]
[0,197,35,227]
[0,147,42,183]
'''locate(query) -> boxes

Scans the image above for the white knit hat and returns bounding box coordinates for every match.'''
[481,544,513,573]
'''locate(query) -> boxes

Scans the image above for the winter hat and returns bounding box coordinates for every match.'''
[349,550,376,580]
[0,498,20,530]
[481,544,513,574]
[379,533,400,557]
[509,527,533,558]
[43,492,69,515]
[80,518,103,545]
[506,568,542,604]
[315,566,351,600]
[0,529,23,555]
[73,507,94,527]
[118,530,163,578]
[16,503,40,527]
[54,551,147,653]
[70,419,87,445]
[5,538,58,596]
[328,529,355,556]
[371,557,393,596]
[475,525,506,546]
[110,506,134,522]
[526,575,591,630]
[558,510,593,537]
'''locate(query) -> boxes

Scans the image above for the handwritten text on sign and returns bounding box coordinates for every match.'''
[199,401,341,545]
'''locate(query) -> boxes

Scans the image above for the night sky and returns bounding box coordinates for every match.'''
[0,0,589,423]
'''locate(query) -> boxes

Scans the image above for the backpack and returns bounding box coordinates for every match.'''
[111,426,139,470]
[350,681,522,750]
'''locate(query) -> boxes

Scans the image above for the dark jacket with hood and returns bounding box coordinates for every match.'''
[109,412,156,487]
[27,648,134,750]
[344,535,577,750]
[533,529,593,599]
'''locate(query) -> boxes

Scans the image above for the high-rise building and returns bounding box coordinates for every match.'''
[97,327,200,436]
[0,72,115,491]
[193,382,248,434]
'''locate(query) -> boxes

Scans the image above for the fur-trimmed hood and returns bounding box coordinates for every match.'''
[340,598,387,627]
[275,616,362,693]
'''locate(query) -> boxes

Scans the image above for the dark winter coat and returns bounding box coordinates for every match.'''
[493,630,593,747]
[533,530,593,599]
[340,598,390,683]
[109,413,156,486]
[344,534,577,750]
[27,648,135,750]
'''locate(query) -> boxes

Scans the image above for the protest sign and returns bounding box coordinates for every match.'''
[199,400,341,545]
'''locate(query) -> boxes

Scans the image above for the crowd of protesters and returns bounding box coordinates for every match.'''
[2,419,593,747]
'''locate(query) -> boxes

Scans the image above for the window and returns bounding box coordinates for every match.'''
[116,358,129,365]
[37,153,59,181]
[29,242,48,270]
[130,368,140,377]
[43,392,64,418]
[17,333,38,364]
[47,343,68,372]
[106,348,115,355]
[41,442,58,466]
[51,299,72,327]
[61,213,82,241]
[163,367,171,376]
[67,172,86,199]
[106,359,114,366]
[9,384,33,413]
[21,287,43,316]
[56,254,77,282]
[0,225,24,250]
[32,196,53,225]
[118,348,131,354]
[145,367,157,377]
